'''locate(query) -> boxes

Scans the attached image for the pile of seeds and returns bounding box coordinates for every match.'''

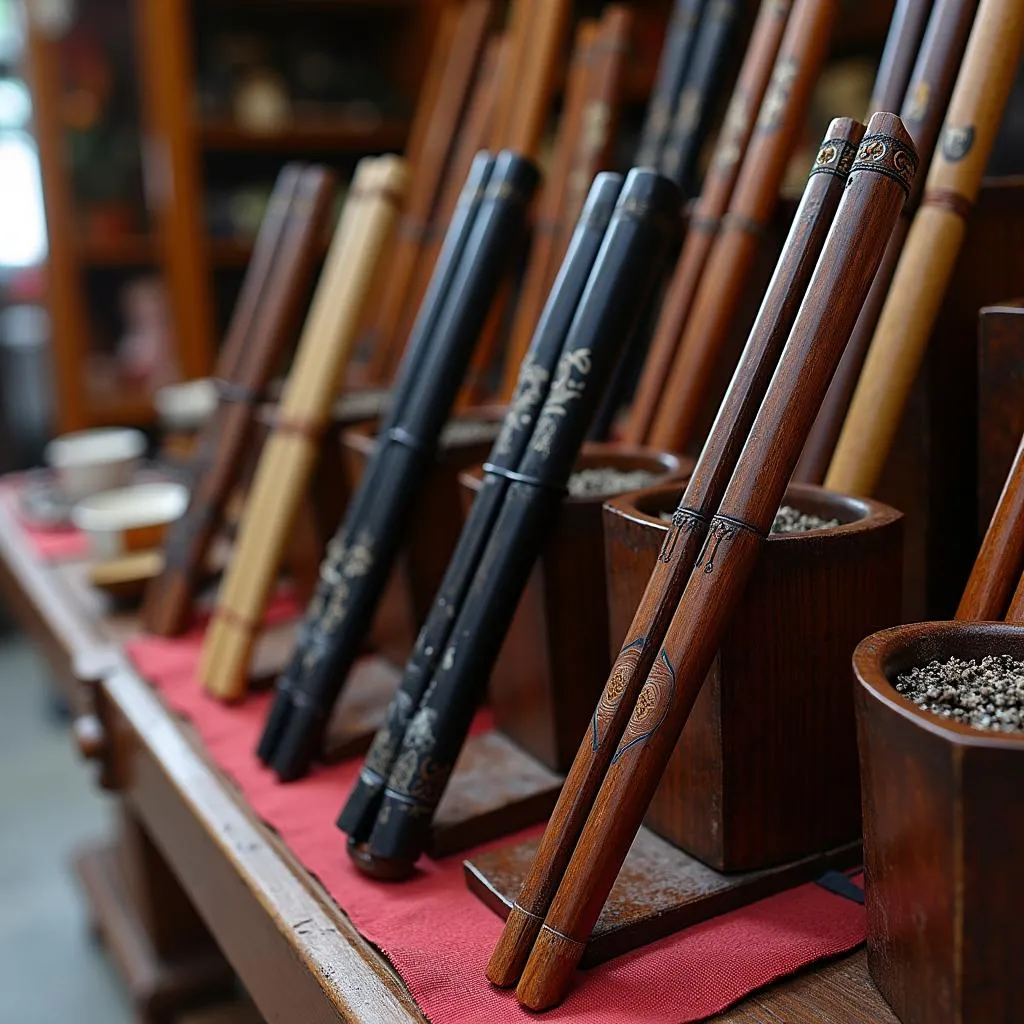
[895,654,1024,732]
[771,506,840,534]
[568,467,659,498]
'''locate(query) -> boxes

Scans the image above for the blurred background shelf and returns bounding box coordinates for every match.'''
[25,0,444,433]
[199,115,411,152]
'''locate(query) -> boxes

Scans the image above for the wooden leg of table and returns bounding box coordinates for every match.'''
[74,804,235,1024]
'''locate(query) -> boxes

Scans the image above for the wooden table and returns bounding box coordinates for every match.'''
[0,497,898,1023]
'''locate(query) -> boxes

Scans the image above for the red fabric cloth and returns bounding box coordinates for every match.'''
[126,633,867,1024]
[1,481,88,562]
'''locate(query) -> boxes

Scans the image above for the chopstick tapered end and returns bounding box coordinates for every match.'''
[515,924,584,1011]
[486,903,542,988]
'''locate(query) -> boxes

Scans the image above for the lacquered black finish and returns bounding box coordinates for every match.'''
[257,151,539,781]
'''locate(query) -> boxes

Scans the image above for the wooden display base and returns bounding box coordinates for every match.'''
[465,829,861,966]
[74,843,234,1022]
[322,654,402,762]
[429,731,562,858]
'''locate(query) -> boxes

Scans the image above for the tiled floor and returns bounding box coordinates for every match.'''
[0,626,132,1024]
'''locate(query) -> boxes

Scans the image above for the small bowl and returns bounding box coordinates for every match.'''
[155,378,218,433]
[71,481,188,560]
[45,428,147,501]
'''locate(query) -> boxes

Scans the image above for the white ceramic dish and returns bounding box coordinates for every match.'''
[45,427,147,501]
[72,481,189,560]
[155,378,218,432]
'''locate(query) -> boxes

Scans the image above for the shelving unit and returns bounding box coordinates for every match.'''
[26,0,444,432]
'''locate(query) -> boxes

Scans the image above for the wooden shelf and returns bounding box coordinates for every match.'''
[200,116,410,153]
[77,235,158,267]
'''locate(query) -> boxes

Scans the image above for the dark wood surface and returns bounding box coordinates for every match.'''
[0,491,900,1023]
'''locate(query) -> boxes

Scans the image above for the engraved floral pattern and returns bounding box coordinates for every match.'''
[611,648,676,763]
[494,357,550,457]
[530,348,593,455]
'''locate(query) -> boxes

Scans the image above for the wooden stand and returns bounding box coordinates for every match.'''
[340,408,505,668]
[466,830,861,967]
[408,446,686,858]
[466,481,901,953]
[603,480,903,870]
[855,621,1024,1024]
[466,444,687,774]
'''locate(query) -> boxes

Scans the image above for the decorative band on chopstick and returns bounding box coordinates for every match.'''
[694,514,766,575]
[714,512,767,538]
[808,134,859,179]
[212,605,260,636]
[397,217,431,243]
[849,133,918,195]
[538,924,587,951]
[271,414,326,442]
[921,187,974,221]
[512,901,546,923]
[385,425,430,455]
[214,378,262,404]
[721,211,767,237]
[349,182,406,208]
[481,461,568,495]
[485,179,534,206]
[689,212,722,233]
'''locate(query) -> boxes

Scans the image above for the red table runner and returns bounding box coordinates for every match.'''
[126,630,866,1024]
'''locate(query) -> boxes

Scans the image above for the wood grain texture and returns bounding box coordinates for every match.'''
[647,0,839,453]
[0,472,905,1024]
[514,112,917,1011]
[855,621,1024,1024]
[795,0,979,483]
[625,0,793,444]
[487,114,861,989]
[467,828,860,968]
[827,0,1024,496]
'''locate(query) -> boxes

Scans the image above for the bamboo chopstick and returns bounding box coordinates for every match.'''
[794,0,978,483]
[199,156,407,700]
[826,0,1024,496]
